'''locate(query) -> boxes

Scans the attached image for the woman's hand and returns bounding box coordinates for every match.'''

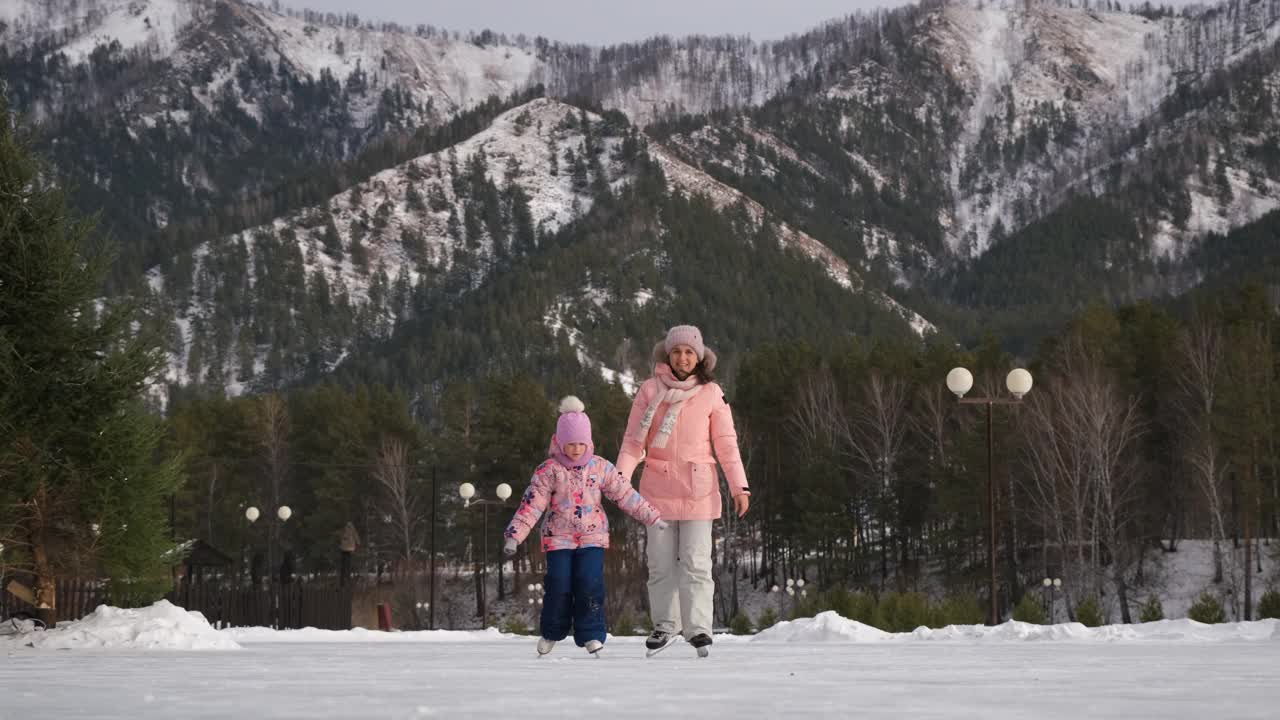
[734,494,750,518]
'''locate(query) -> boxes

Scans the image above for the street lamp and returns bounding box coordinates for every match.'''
[1042,577,1062,623]
[772,577,805,619]
[460,483,513,625]
[245,504,293,586]
[947,366,1033,626]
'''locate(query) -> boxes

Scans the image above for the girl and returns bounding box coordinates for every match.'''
[503,396,667,656]
[615,325,750,658]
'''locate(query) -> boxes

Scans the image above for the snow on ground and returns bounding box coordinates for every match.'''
[757,610,1279,644]
[2,620,1278,719]
[224,625,508,644]
[0,601,239,651]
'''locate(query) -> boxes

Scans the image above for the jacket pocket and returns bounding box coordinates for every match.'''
[640,457,673,498]
[689,462,717,498]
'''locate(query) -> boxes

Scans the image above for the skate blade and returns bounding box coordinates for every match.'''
[645,639,678,658]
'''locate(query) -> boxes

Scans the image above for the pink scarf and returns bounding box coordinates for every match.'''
[628,364,703,450]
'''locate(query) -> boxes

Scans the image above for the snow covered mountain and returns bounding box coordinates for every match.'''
[148,97,932,395]
[6,0,1280,396]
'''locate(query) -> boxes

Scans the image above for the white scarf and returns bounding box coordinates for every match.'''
[630,364,703,449]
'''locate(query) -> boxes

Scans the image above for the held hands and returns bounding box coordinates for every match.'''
[503,538,518,557]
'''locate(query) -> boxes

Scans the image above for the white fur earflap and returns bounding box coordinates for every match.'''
[558,395,586,414]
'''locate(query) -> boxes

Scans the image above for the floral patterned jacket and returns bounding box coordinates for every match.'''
[503,455,662,552]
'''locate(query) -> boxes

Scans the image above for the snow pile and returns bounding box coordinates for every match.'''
[911,618,1279,642]
[0,600,241,651]
[750,610,893,643]
[227,625,514,644]
[748,610,1279,644]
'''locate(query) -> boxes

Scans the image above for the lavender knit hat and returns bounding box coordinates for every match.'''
[664,325,706,359]
[651,325,718,372]
[555,395,592,447]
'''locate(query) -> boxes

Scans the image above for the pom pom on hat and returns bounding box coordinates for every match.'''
[558,395,586,414]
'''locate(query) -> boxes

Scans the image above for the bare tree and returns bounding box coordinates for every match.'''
[1175,313,1228,583]
[1021,334,1146,622]
[259,394,290,581]
[373,436,418,566]
[787,368,858,585]
[847,371,911,588]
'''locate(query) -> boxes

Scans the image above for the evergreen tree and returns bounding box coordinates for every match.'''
[0,101,181,622]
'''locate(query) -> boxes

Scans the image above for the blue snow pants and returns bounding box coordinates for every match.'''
[540,547,607,646]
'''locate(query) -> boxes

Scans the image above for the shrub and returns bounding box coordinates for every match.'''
[1187,592,1226,624]
[729,610,753,635]
[842,592,880,626]
[500,616,530,635]
[756,607,779,631]
[931,595,985,627]
[611,611,638,636]
[1074,596,1104,627]
[1256,589,1280,620]
[1138,596,1164,623]
[1012,594,1046,624]
[876,592,932,632]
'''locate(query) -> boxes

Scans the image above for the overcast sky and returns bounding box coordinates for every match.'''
[290,0,907,44]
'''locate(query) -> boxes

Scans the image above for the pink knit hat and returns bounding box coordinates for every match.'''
[651,325,718,371]
[550,396,593,467]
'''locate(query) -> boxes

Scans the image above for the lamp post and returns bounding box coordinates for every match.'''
[459,482,512,625]
[245,504,293,587]
[1042,577,1062,624]
[770,577,806,620]
[946,366,1033,626]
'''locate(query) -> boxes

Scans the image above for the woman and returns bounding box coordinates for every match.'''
[615,325,750,657]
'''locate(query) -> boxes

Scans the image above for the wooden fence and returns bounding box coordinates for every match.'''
[169,580,354,630]
[0,577,105,624]
[1,576,351,630]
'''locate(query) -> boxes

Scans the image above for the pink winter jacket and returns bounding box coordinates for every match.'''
[504,455,662,552]
[616,376,750,521]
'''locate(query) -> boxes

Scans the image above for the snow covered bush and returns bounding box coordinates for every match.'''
[610,611,640,636]
[729,610,753,635]
[1074,596,1104,627]
[1139,596,1164,622]
[1012,594,1046,625]
[756,607,779,631]
[876,592,932,632]
[500,616,530,635]
[1187,592,1226,624]
[1254,590,1280,620]
[931,595,984,627]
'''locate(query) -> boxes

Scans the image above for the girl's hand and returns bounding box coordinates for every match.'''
[503,538,518,557]
[653,519,670,531]
[734,494,750,518]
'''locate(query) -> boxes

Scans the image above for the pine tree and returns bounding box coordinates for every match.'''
[0,100,182,622]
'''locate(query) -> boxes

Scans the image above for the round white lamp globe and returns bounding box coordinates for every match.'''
[946,367,974,398]
[1006,368,1033,399]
